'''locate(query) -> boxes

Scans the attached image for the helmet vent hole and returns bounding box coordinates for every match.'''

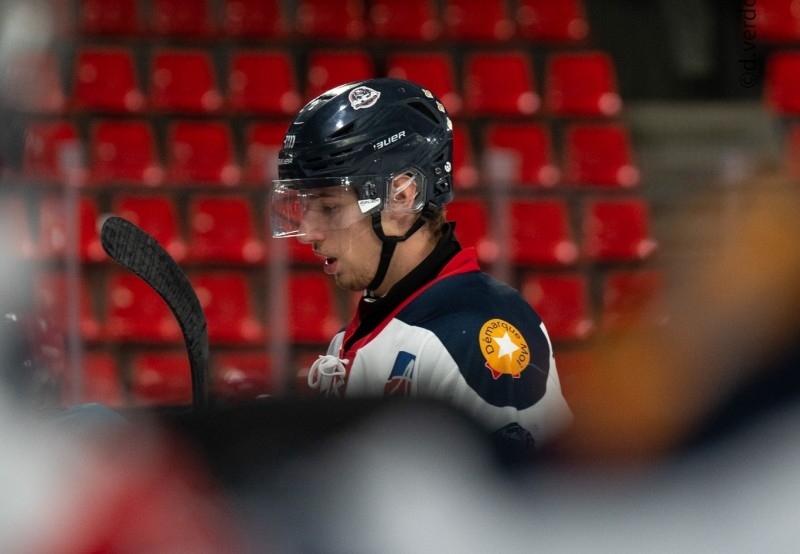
[407,101,439,123]
[330,121,356,139]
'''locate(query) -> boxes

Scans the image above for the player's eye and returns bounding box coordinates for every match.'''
[320,202,339,214]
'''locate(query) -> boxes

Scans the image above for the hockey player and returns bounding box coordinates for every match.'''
[270,78,571,451]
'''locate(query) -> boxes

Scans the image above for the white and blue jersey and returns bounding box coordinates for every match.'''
[308,228,572,448]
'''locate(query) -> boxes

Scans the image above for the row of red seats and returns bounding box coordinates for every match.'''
[20,118,638,190]
[1,190,656,268]
[449,196,656,266]
[35,260,665,359]
[65,0,590,43]
[3,47,620,118]
[33,267,340,346]
[64,348,274,407]
[2,192,266,264]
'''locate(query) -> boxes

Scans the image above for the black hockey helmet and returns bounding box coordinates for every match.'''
[270,77,454,239]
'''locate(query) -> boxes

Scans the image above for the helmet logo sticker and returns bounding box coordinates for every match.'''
[479,318,530,380]
[283,134,296,149]
[349,86,381,110]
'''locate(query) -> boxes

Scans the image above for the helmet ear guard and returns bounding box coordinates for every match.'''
[384,169,425,214]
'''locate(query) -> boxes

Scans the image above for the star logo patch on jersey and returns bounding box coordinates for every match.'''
[478,318,530,380]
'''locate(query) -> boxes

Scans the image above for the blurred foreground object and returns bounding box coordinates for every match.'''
[552,167,800,465]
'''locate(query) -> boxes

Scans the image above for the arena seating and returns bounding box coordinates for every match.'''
[1,0,665,407]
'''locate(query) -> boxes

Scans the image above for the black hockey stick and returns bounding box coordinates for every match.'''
[100,216,209,412]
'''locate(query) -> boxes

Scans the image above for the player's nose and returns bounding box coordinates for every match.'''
[297,218,324,244]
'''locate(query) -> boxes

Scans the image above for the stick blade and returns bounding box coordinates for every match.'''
[101,215,210,411]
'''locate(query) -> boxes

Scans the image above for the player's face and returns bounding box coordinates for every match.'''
[297,190,383,292]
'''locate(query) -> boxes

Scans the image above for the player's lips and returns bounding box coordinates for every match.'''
[323,257,338,275]
[315,250,338,275]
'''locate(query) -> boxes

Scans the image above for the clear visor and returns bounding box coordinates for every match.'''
[270,176,383,238]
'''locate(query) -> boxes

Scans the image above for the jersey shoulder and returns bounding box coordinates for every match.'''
[396,271,552,409]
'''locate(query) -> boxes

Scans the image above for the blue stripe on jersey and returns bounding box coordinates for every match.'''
[394,271,551,410]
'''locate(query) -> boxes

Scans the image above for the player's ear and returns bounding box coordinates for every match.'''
[387,173,418,212]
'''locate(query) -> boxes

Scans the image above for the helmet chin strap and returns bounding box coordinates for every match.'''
[364,207,433,299]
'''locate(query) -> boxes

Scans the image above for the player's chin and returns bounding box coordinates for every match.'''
[333,272,368,293]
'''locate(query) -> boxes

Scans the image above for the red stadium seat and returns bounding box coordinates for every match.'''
[750,0,800,43]
[304,50,375,101]
[150,49,222,113]
[287,272,341,343]
[516,0,590,43]
[72,47,144,113]
[544,51,621,117]
[130,351,192,406]
[67,351,125,407]
[443,0,514,41]
[521,273,594,341]
[562,123,640,188]
[227,50,301,115]
[1,49,67,113]
[192,271,265,344]
[764,51,800,114]
[446,198,496,263]
[22,120,84,183]
[0,194,36,258]
[483,123,560,188]
[36,195,104,262]
[33,269,102,341]
[106,272,183,343]
[452,123,479,190]
[149,0,216,37]
[369,0,441,41]
[386,51,461,114]
[88,119,163,186]
[79,0,142,35]
[213,351,272,400]
[221,0,289,38]
[582,198,658,262]
[508,198,578,265]
[243,121,289,184]
[165,120,240,186]
[186,195,266,264]
[601,269,668,333]
[463,51,539,116]
[112,194,186,261]
[296,0,367,40]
